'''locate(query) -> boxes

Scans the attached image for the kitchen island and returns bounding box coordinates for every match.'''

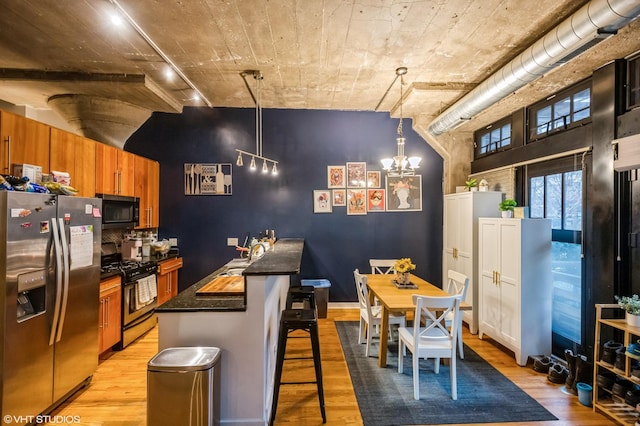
[155,238,304,426]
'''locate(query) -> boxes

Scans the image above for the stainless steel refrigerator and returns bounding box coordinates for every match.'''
[0,191,102,423]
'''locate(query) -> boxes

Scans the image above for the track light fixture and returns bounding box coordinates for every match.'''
[235,70,279,177]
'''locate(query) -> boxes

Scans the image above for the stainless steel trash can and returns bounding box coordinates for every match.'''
[147,347,221,426]
[301,279,331,318]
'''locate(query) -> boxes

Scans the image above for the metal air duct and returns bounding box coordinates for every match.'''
[428,0,640,136]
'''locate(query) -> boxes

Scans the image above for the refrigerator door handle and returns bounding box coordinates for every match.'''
[49,218,64,346]
[55,218,70,343]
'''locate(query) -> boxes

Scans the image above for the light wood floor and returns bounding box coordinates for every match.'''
[51,308,616,425]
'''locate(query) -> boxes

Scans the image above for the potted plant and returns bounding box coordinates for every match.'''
[616,294,640,327]
[465,178,478,192]
[499,199,517,218]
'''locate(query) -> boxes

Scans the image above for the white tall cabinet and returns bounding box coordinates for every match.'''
[478,218,552,366]
[443,191,503,334]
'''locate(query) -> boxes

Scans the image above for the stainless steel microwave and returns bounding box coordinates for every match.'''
[96,194,139,229]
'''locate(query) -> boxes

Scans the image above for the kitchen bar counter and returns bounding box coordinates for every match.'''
[155,238,304,425]
[155,238,303,312]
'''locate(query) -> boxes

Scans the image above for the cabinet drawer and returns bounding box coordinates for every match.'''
[159,257,183,275]
[100,275,121,294]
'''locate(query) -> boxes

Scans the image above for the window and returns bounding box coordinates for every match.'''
[529,81,591,140]
[475,119,511,157]
[628,54,640,110]
[529,166,583,347]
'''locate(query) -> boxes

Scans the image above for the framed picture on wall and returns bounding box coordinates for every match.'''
[327,165,346,188]
[313,190,332,213]
[386,175,422,212]
[367,188,385,212]
[184,163,232,195]
[346,162,367,188]
[347,188,367,215]
[332,189,346,207]
[367,171,381,188]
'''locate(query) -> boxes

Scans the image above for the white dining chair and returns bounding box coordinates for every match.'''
[353,269,406,357]
[368,259,397,332]
[369,259,397,275]
[398,294,461,400]
[444,270,469,359]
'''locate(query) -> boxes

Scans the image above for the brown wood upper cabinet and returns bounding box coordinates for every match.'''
[134,155,159,229]
[95,143,135,196]
[50,128,96,197]
[0,110,50,176]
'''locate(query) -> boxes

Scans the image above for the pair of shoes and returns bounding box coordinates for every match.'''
[616,346,628,370]
[533,355,553,373]
[597,372,616,390]
[628,341,640,360]
[602,340,623,365]
[626,389,640,407]
[548,363,569,384]
[612,378,634,400]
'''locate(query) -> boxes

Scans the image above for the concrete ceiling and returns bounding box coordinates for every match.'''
[1,0,639,145]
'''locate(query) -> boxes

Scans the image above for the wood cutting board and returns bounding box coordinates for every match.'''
[196,276,245,296]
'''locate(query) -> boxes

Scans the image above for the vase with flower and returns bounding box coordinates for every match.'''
[394,258,416,286]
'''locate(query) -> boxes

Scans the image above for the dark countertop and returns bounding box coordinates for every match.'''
[155,238,304,313]
[243,238,304,276]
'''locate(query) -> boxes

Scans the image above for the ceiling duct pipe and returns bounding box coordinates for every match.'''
[428,0,640,136]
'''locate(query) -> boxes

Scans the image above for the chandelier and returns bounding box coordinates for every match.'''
[380,67,421,177]
[235,70,279,175]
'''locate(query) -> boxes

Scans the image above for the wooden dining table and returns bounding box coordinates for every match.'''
[365,273,471,368]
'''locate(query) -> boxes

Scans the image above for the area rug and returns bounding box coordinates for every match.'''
[336,321,557,425]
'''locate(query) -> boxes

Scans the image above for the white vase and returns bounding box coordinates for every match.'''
[627,312,640,327]
[501,210,513,218]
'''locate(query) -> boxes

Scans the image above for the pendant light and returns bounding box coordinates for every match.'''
[235,71,279,176]
[380,67,421,177]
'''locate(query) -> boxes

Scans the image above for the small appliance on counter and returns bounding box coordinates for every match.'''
[121,238,142,261]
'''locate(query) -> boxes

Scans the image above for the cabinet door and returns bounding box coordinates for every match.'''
[95,144,134,196]
[134,155,159,228]
[99,277,121,354]
[497,220,521,346]
[117,150,135,196]
[95,143,118,195]
[157,273,170,306]
[50,129,96,197]
[169,271,178,299]
[443,195,459,269]
[478,219,500,337]
[75,136,96,197]
[104,287,121,350]
[49,128,75,175]
[1,110,50,175]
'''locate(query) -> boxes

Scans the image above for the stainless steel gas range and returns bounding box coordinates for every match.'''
[101,243,158,349]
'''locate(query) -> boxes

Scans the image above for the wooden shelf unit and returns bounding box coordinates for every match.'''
[594,303,640,424]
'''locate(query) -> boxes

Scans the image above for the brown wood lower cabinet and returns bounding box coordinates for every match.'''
[99,275,122,354]
[157,257,183,306]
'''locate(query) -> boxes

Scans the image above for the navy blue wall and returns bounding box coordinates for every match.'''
[126,107,443,301]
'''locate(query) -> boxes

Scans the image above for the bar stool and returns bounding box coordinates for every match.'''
[286,285,316,311]
[270,308,326,425]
